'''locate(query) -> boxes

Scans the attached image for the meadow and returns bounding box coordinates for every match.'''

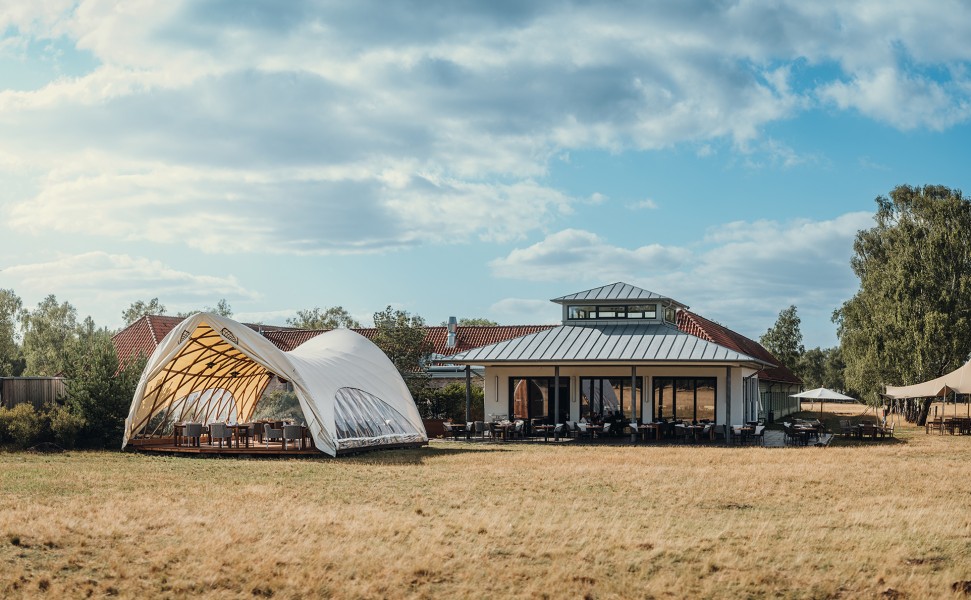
[1,409,970,599]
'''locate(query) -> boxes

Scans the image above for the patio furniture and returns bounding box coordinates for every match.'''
[512,420,525,439]
[283,425,303,450]
[184,423,203,447]
[230,424,251,448]
[474,421,489,439]
[264,423,284,448]
[839,420,854,438]
[209,423,232,448]
[601,422,611,436]
[881,422,895,438]
[576,422,591,440]
[752,425,765,446]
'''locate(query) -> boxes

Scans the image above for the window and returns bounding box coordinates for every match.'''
[653,377,717,423]
[567,304,659,320]
[580,377,642,421]
[664,307,676,323]
[509,377,570,423]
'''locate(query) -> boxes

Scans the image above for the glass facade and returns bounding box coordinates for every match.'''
[509,377,570,423]
[579,377,641,421]
[653,377,717,422]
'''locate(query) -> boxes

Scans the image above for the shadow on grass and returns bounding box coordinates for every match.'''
[339,443,512,465]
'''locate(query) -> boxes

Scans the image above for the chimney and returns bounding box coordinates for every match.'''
[446,316,457,349]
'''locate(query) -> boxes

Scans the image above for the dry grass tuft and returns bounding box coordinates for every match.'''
[1,411,971,598]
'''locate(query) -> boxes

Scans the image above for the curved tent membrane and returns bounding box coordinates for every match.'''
[885,360,971,399]
[123,313,427,456]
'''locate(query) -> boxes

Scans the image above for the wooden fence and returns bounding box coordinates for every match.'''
[0,377,68,410]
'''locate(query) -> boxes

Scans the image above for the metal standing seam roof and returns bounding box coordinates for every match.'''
[551,282,687,307]
[444,323,771,365]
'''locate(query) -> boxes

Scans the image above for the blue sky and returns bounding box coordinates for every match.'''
[2,1,970,348]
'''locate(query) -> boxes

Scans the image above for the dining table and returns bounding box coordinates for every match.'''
[532,424,556,442]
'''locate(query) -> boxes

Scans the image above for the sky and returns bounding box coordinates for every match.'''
[1,1,970,348]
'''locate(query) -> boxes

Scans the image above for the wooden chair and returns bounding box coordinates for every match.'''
[881,422,895,438]
[752,425,765,446]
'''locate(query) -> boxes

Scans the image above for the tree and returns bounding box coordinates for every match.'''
[0,289,23,376]
[287,306,361,329]
[20,295,78,376]
[798,347,826,389]
[177,299,233,319]
[372,306,433,400]
[835,185,971,424]
[439,317,499,326]
[760,305,804,375]
[62,317,146,448]
[122,298,167,325]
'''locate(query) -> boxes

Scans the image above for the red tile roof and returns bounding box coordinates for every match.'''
[676,310,802,385]
[112,315,557,365]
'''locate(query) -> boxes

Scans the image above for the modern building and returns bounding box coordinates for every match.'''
[443,283,801,427]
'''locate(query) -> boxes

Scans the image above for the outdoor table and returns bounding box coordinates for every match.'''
[491,422,513,441]
[173,423,186,447]
[229,424,250,448]
[638,423,661,441]
[733,426,754,445]
[533,424,555,442]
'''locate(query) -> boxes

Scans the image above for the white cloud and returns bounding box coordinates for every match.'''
[490,212,874,347]
[489,229,691,282]
[1,1,969,256]
[489,298,560,325]
[627,199,658,210]
[3,251,256,327]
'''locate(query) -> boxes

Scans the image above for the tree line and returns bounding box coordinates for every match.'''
[760,185,971,425]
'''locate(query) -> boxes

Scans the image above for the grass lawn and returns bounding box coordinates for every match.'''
[2,412,971,599]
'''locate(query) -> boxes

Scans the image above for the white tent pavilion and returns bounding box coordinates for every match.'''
[791,387,857,416]
[123,313,427,456]
[884,360,971,399]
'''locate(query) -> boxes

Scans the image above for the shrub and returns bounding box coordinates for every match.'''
[252,390,305,423]
[5,403,43,448]
[49,405,85,449]
[422,382,484,421]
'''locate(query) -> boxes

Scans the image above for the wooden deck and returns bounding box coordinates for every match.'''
[127,437,323,457]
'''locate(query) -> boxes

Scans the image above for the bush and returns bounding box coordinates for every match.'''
[252,390,305,423]
[422,382,484,421]
[5,403,43,448]
[49,405,85,449]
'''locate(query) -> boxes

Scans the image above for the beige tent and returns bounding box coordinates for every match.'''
[884,360,971,399]
[123,313,427,456]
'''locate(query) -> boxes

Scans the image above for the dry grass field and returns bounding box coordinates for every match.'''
[2,409,971,599]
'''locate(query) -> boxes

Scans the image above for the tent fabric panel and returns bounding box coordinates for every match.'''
[885,360,971,399]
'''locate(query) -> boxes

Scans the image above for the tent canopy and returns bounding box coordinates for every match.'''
[123,313,427,456]
[884,360,971,399]
[790,387,857,401]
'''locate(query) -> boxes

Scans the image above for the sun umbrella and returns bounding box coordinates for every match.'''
[791,387,857,418]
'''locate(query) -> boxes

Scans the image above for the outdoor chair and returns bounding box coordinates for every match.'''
[465,422,474,440]
[577,422,591,440]
[881,422,895,438]
[209,423,232,448]
[752,425,765,446]
[264,423,284,448]
[474,421,489,439]
[512,420,525,439]
[184,423,203,447]
[601,422,611,437]
[552,423,566,441]
[283,425,303,450]
[839,420,854,438]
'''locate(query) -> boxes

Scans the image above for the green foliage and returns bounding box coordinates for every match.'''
[796,346,846,391]
[0,288,23,376]
[0,404,43,448]
[48,404,86,449]
[177,299,233,319]
[422,382,484,421]
[20,295,77,376]
[252,390,305,423]
[760,305,804,376]
[122,298,167,325]
[372,306,433,399]
[287,306,361,329]
[62,321,146,448]
[836,185,971,420]
[440,317,499,327]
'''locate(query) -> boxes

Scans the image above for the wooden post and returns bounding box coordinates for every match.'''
[725,367,732,444]
[554,366,560,424]
[631,366,637,422]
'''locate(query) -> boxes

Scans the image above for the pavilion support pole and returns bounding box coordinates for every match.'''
[631,366,637,422]
[725,367,733,445]
[465,365,472,424]
[554,366,560,424]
